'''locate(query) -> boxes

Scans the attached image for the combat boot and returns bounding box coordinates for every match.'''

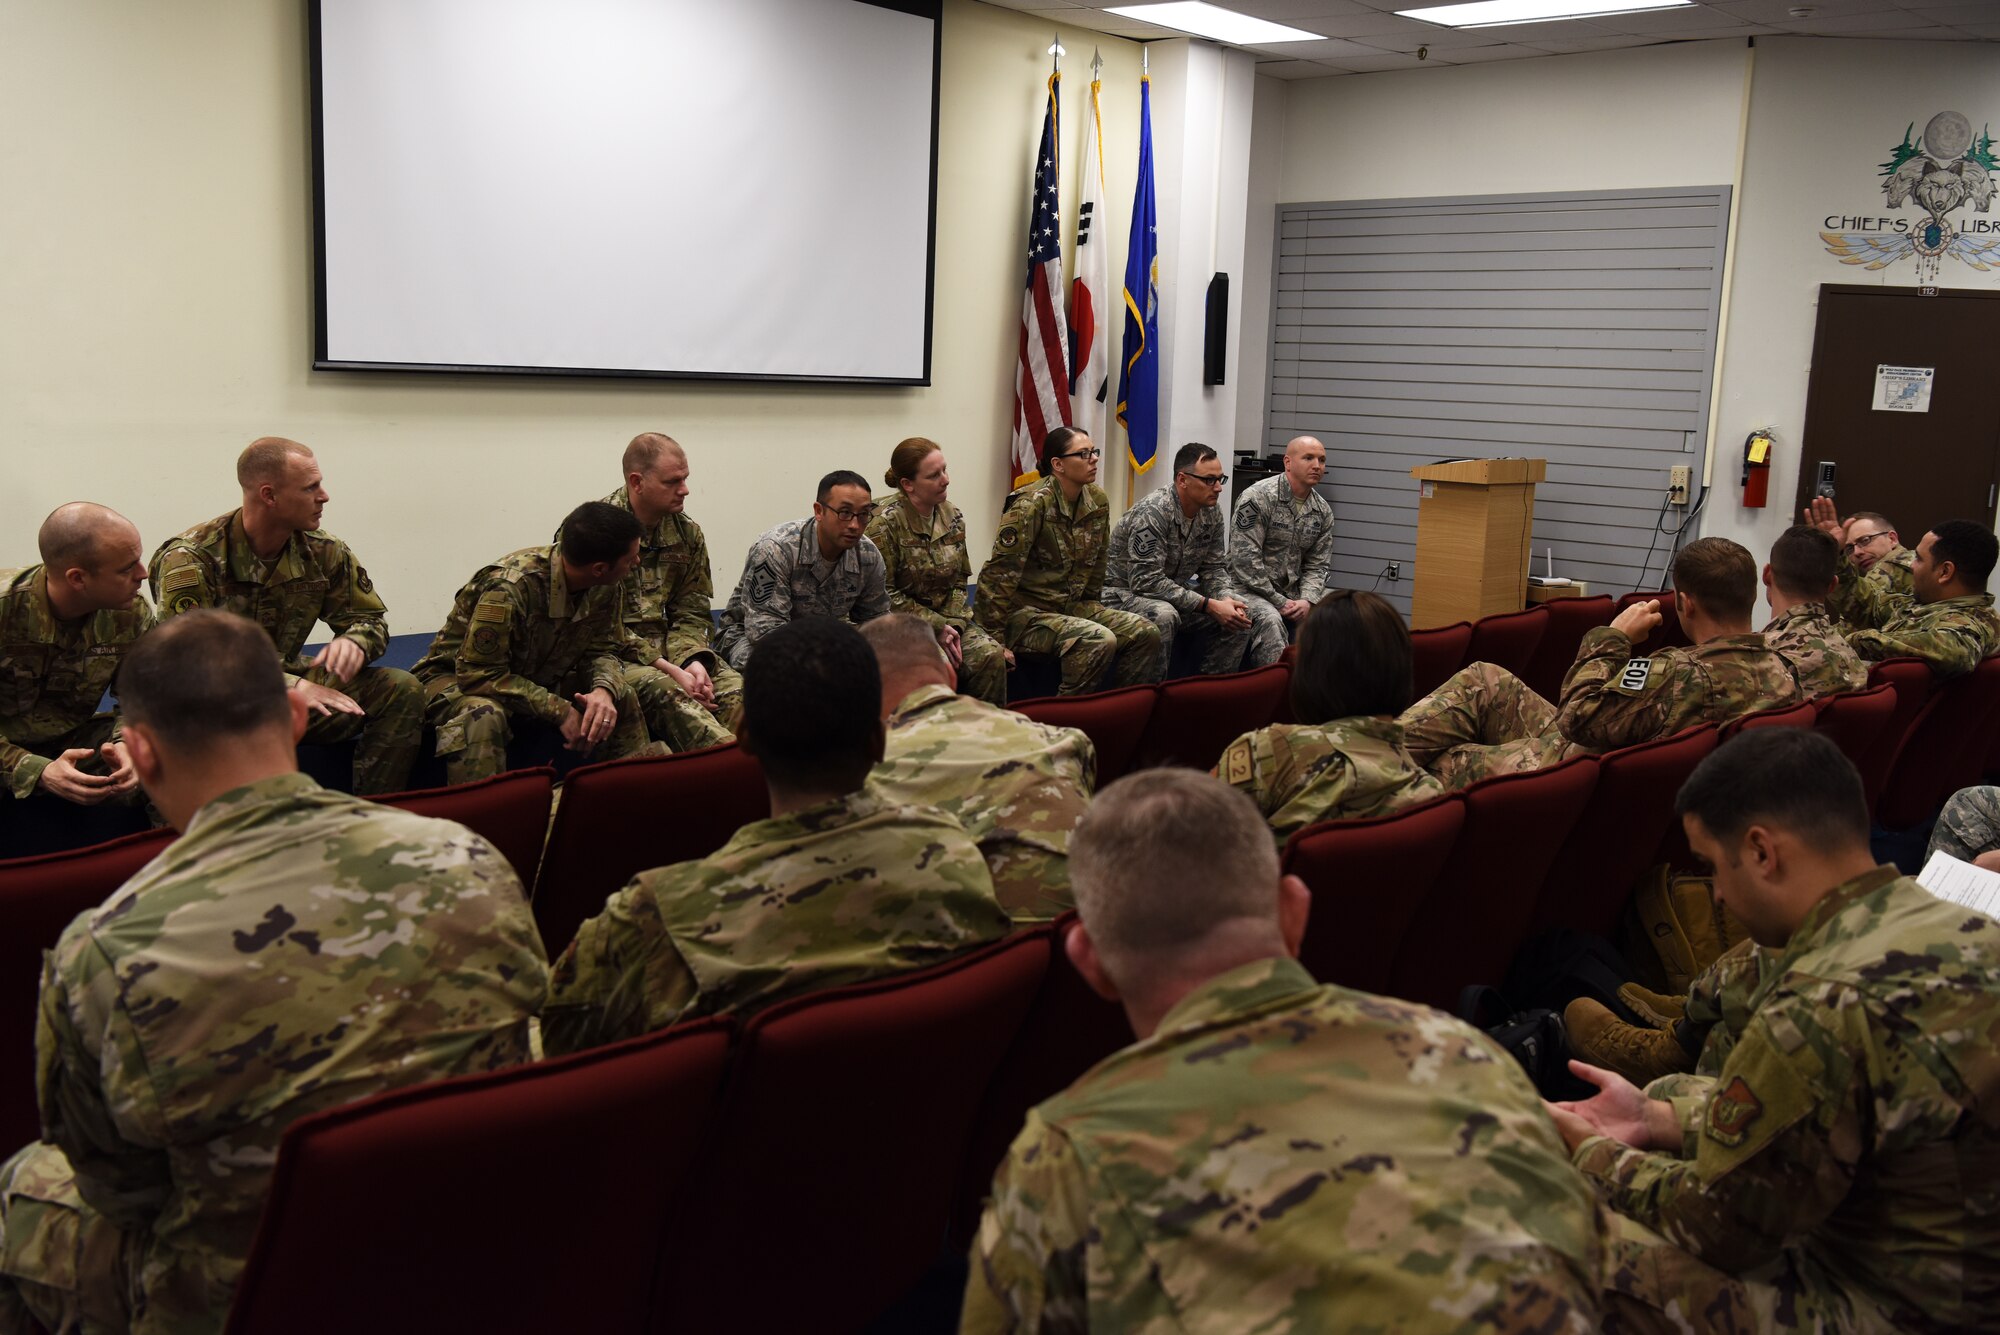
[1563,998,1695,1085]
[1616,982,1687,1030]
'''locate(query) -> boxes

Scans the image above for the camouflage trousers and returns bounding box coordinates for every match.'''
[298,665,424,796]
[1928,784,2000,863]
[1001,604,1161,695]
[0,1142,133,1335]
[705,661,745,730]
[956,624,1009,706]
[1638,940,1769,1094]
[1238,595,1295,669]
[625,666,733,752]
[1598,1211,1851,1334]
[422,672,658,787]
[1103,592,1250,679]
[1399,662,1584,788]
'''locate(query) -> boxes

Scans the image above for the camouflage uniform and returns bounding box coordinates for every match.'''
[714,518,889,669]
[0,772,546,1335]
[1575,867,2000,1333]
[1928,784,2000,864]
[867,683,1094,921]
[1401,627,1802,788]
[0,566,153,801]
[1103,487,1256,677]
[973,479,1160,695]
[1762,602,1869,699]
[1828,560,2000,679]
[1226,473,1334,666]
[1216,714,1445,845]
[595,486,742,726]
[1860,544,1915,603]
[541,789,1010,1054]
[865,496,1008,705]
[149,512,422,795]
[412,544,706,786]
[962,957,1604,1334]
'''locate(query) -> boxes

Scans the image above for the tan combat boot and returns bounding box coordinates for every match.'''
[1563,998,1695,1085]
[1616,982,1688,1030]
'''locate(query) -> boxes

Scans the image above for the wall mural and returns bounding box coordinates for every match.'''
[1822,110,2000,281]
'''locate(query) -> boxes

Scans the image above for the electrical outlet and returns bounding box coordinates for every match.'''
[1387,561,1402,582]
[1669,466,1691,507]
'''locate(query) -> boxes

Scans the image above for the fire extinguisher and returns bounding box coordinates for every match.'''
[1741,428,1774,508]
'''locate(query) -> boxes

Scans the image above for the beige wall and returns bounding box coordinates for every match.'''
[0,0,1147,633]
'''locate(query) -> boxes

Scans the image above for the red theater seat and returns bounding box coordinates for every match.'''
[1463,605,1548,681]
[532,743,767,956]
[1721,700,1818,737]
[654,932,1050,1335]
[1813,683,1896,770]
[1135,664,1292,771]
[226,1019,733,1335]
[1877,655,2000,831]
[1616,590,1687,656]
[1521,595,1616,702]
[1859,658,1935,811]
[1282,796,1465,996]
[1387,755,1600,1012]
[379,766,555,891]
[1410,621,1472,698]
[0,827,175,1151]
[1014,683,1157,783]
[1537,726,1718,939]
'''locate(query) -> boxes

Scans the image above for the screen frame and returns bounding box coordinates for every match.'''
[306,0,944,385]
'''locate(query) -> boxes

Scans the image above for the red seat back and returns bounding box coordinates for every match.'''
[1878,656,2000,830]
[1134,664,1292,771]
[1536,726,1718,938]
[1282,796,1465,995]
[1812,683,1897,765]
[532,743,767,956]
[1410,621,1472,698]
[1616,590,1687,656]
[1521,595,1617,701]
[225,1019,733,1335]
[1462,606,1548,681]
[1014,684,1158,783]
[0,827,175,1150]
[1721,700,1819,738]
[656,932,1049,1335]
[378,767,555,891]
[1387,755,1600,1011]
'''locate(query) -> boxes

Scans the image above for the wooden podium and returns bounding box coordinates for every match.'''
[1408,458,1546,627]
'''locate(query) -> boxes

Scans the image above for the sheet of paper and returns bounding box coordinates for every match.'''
[1916,850,2000,921]
[1874,364,1934,413]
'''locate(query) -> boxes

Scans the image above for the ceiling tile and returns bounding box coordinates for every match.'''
[1206,0,1382,17]
[1252,57,1354,75]
[1786,8,1932,28]
[1430,42,1554,60]
[977,0,1085,10]
[1909,2,2000,20]
[1396,16,1625,42]
[1316,49,1429,68]
[1956,22,2000,37]
[1522,31,1670,48]
[1240,35,1402,55]
[1348,22,1528,47]
[1840,24,1972,35]
[1707,0,1899,17]
[1588,8,1756,33]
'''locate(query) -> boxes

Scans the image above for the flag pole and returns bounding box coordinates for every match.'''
[1048,33,1064,73]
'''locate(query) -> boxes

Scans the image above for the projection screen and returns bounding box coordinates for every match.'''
[312,0,940,382]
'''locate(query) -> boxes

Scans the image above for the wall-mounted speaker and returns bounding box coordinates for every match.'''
[1203,272,1229,386]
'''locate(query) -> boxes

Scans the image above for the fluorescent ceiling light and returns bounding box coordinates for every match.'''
[1397,0,1692,27]
[1104,2,1320,44]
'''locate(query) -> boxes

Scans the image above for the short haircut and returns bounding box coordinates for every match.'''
[1290,590,1412,722]
[1675,729,1868,852]
[1672,537,1756,622]
[1039,426,1089,473]
[1173,442,1217,474]
[816,470,871,504]
[117,610,292,754]
[622,432,683,478]
[1071,769,1279,980]
[1928,520,1999,589]
[559,501,643,566]
[37,502,129,573]
[236,437,312,489]
[884,437,941,492]
[1846,510,1895,536]
[1768,525,1841,600]
[741,618,883,791]
[859,613,949,680]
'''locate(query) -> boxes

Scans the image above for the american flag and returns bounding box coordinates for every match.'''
[1011,72,1072,486]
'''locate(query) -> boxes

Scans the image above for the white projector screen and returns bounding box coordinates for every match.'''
[312,0,940,382]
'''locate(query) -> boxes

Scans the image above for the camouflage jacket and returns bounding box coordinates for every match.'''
[0,565,154,798]
[1217,714,1444,844]
[714,517,889,667]
[1554,627,1802,751]
[963,957,1604,1334]
[864,495,975,633]
[1860,544,1915,602]
[1829,561,2000,678]
[597,486,720,671]
[34,772,545,1333]
[411,544,634,725]
[541,789,1010,1054]
[974,479,1112,632]
[1761,602,1869,699]
[148,510,389,680]
[1574,867,2000,1333]
[1102,485,1232,616]
[866,683,1095,921]
[1226,473,1334,607]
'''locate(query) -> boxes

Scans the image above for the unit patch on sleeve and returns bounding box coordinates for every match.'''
[1614,658,1655,694]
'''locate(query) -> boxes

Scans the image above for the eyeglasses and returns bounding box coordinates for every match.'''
[1056,448,1102,461]
[822,505,877,524]
[1178,470,1228,488]
[1843,531,1891,555]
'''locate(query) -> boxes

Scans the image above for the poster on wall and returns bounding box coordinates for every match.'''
[1822,110,2000,281]
[1875,365,1935,413]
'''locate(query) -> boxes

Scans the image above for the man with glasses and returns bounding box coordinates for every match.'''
[1838,510,1915,602]
[1228,435,1335,660]
[1104,442,1265,676]
[1807,498,2000,679]
[716,470,890,669]
[975,428,1161,695]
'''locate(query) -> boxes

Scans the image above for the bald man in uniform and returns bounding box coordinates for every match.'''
[1227,435,1334,661]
